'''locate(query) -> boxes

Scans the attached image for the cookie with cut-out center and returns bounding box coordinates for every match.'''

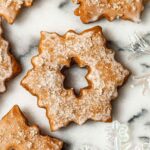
[0,105,63,150]
[0,19,20,93]
[72,0,144,23]
[0,0,34,24]
[21,26,129,131]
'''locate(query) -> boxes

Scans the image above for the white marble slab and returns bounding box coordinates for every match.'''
[0,0,150,149]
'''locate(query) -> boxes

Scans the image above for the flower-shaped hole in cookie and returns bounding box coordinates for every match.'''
[61,57,91,97]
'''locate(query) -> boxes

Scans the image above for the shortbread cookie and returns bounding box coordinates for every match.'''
[21,26,129,131]
[72,0,144,23]
[0,105,63,150]
[0,19,20,93]
[0,0,34,24]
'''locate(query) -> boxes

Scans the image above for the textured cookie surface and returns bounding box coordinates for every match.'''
[0,105,63,150]
[72,0,144,23]
[0,19,20,93]
[21,26,129,131]
[0,0,33,24]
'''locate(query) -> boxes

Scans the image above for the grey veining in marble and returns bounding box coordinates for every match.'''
[128,109,148,124]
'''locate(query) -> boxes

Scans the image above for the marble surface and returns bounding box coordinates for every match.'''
[0,0,150,149]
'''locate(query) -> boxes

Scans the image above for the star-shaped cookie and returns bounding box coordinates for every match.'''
[0,105,63,150]
[0,0,34,24]
[21,26,129,131]
[72,0,144,23]
[0,18,21,93]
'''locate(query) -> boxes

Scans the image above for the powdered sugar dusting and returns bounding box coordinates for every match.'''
[0,20,13,93]
[0,0,34,23]
[73,0,144,23]
[22,26,129,131]
[0,105,63,150]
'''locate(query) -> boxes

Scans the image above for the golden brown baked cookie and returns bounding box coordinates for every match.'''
[21,26,129,131]
[0,0,34,24]
[0,105,63,150]
[72,0,144,23]
[0,18,21,93]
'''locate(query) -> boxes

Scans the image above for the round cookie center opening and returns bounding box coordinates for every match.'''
[61,59,89,97]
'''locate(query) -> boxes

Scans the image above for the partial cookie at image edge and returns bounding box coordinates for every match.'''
[0,18,21,93]
[0,105,63,150]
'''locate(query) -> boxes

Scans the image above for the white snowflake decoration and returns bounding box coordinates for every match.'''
[75,121,150,150]
[106,121,130,150]
[106,121,150,150]
[128,33,150,58]
[131,73,150,95]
